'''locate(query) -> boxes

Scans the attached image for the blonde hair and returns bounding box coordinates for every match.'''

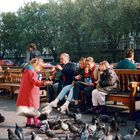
[86,57,94,62]
[99,60,110,68]
[29,58,44,66]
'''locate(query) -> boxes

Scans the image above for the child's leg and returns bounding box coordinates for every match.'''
[33,116,39,127]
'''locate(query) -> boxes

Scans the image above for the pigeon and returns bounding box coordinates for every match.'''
[65,133,70,140]
[67,122,80,134]
[91,115,99,125]
[135,120,140,131]
[39,123,49,133]
[93,123,105,139]
[99,114,110,122]
[123,128,138,140]
[15,123,24,140]
[37,113,48,121]
[48,115,61,129]
[88,124,97,135]
[114,133,122,140]
[0,113,5,123]
[80,123,89,140]
[110,118,119,132]
[74,112,82,120]
[59,120,69,131]
[31,132,43,140]
[73,112,84,125]
[7,129,19,140]
[41,105,53,115]
[114,113,127,126]
[45,129,56,138]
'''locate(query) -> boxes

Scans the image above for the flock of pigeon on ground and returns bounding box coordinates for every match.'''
[5,105,140,140]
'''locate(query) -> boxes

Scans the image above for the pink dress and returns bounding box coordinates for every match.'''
[16,69,44,109]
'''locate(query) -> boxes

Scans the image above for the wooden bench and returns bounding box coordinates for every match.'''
[0,68,22,98]
[0,67,52,98]
[106,69,140,119]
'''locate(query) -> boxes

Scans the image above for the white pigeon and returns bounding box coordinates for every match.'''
[123,128,138,140]
[41,105,53,115]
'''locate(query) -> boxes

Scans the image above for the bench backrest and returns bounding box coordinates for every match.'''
[1,67,52,84]
[114,69,140,92]
[4,69,22,83]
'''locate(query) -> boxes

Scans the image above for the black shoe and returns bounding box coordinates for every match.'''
[0,114,5,123]
[82,107,98,114]
[98,105,106,114]
[25,124,34,128]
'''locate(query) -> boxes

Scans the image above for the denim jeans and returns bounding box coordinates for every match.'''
[57,84,74,102]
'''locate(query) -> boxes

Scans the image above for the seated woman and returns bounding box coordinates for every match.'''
[43,57,86,114]
[91,60,119,113]
[72,57,99,111]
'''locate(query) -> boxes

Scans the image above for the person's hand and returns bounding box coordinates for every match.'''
[49,75,53,81]
[56,65,63,70]
[44,80,53,86]
[86,83,93,87]
[75,75,82,80]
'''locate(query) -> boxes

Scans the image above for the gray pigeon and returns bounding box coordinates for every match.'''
[31,132,43,140]
[80,123,89,140]
[15,123,24,140]
[67,122,80,134]
[123,128,137,140]
[7,129,19,140]
[45,128,55,138]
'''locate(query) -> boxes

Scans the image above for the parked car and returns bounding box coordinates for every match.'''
[0,59,14,66]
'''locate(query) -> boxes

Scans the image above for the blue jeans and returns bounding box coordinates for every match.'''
[57,85,74,102]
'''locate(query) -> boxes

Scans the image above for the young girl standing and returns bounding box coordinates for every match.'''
[16,58,52,127]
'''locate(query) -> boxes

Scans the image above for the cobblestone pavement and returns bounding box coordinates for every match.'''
[0,96,140,140]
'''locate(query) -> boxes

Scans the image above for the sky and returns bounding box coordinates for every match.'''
[0,0,48,13]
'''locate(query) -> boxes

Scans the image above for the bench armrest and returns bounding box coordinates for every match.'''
[130,82,138,88]
[130,82,138,97]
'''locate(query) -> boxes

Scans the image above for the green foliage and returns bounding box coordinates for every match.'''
[0,0,140,62]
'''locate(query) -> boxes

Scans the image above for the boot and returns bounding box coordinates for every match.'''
[99,105,106,114]
[58,101,70,114]
[50,98,59,108]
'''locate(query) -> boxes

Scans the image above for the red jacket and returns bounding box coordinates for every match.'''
[16,69,44,109]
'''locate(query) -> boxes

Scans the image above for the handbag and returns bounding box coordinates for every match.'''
[16,106,40,118]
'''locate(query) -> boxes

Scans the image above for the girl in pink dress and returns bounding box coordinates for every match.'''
[16,58,52,127]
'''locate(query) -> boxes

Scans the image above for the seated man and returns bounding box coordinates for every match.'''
[47,53,76,102]
[116,48,136,69]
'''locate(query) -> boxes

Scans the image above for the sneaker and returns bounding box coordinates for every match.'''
[58,105,67,114]
[50,99,59,108]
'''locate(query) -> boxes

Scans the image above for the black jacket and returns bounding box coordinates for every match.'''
[97,68,119,93]
[60,62,76,86]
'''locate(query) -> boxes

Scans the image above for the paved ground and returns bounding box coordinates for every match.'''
[1,95,140,140]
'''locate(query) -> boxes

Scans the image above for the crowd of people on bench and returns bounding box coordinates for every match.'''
[1,43,137,129]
